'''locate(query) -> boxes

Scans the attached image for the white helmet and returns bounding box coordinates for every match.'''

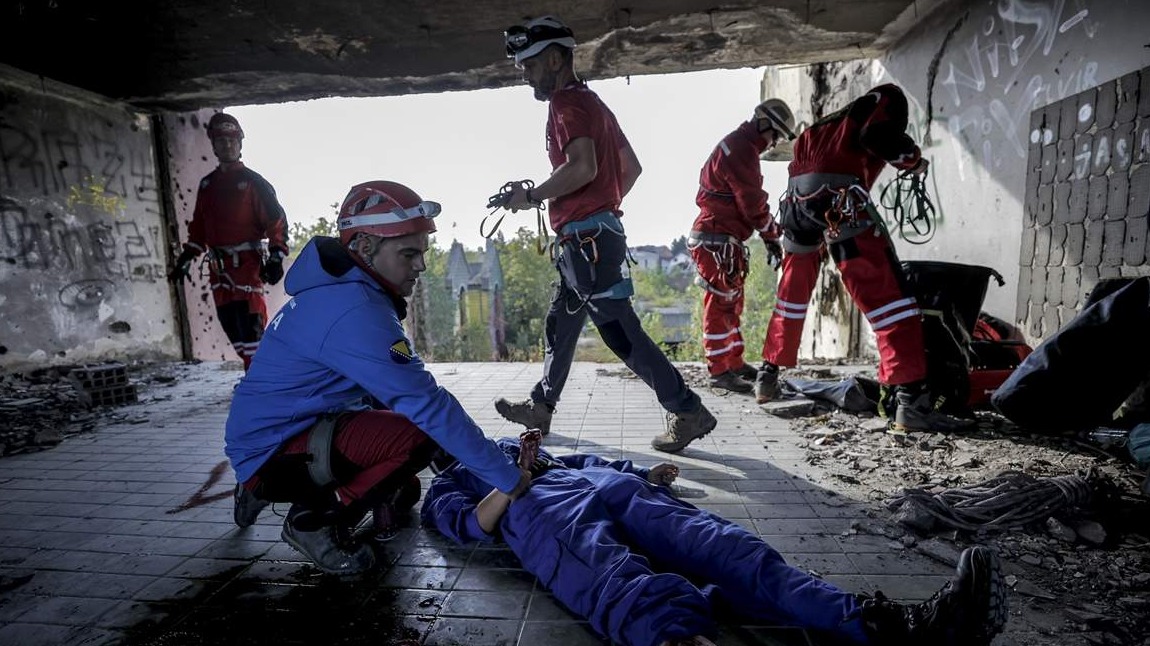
[755,99,798,161]
[504,16,576,65]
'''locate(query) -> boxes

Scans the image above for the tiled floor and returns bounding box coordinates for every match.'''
[0,362,964,645]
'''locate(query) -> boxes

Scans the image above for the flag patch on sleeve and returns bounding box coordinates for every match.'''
[389,339,414,364]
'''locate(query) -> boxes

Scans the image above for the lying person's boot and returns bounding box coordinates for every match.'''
[652,403,717,453]
[233,482,270,529]
[282,504,376,575]
[495,398,553,435]
[892,383,976,434]
[734,363,758,381]
[709,370,753,394]
[755,363,780,404]
[858,545,1008,646]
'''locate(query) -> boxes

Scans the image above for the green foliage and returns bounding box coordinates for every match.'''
[497,227,554,361]
[733,241,779,365]
[287,216,338,258]
[414,242,460,361]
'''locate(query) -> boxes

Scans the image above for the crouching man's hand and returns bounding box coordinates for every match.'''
[647,463,680,487]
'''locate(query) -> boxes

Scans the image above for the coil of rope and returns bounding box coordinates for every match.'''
[886,470,1099,533]
[483,180,550,255]
[879,167,937,245]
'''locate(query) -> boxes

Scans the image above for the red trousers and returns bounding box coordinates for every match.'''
[247,410,434,508]
[763,226,927,385]
[692,242,750,376]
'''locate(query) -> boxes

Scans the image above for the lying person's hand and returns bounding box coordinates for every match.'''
[647,463,679,486]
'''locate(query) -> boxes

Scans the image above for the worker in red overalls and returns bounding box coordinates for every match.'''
[169,112,289,371]
[690,101,786,393]
[755,85,970,433]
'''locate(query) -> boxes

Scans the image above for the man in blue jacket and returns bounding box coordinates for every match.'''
[224,180,530,576]
[422,437,1008,646]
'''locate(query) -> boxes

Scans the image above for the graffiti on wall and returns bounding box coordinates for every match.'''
[933,0,1099,180]
[0,197,168,282]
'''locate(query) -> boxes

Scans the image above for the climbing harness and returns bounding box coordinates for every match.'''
[483,179,550,255]
[555,213,633,315]
[879,167,938,244]
[782,177,873,242]
[688,231,749,300]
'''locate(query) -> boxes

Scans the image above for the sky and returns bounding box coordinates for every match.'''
[230,66,788,251]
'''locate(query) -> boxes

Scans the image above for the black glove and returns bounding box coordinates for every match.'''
[763,237,783,270]
[260,252,285,285]
[167,249,196,283]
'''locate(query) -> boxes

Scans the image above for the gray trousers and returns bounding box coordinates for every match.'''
[530,215,699,414]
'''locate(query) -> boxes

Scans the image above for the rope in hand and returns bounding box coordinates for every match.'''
[879,167,937,244]
[483,180,550,255]
[886,470,1097,533]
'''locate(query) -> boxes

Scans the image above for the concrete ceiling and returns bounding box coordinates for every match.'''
[1,0,939,111]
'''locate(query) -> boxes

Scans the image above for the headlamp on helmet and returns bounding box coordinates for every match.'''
[337,181,439,245]
[754,99,797,142]
[504,16,576,65]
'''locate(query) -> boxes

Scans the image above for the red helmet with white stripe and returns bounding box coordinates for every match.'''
[337,181,440,245]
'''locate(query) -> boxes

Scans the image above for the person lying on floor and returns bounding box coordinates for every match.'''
[420,435,1008,646]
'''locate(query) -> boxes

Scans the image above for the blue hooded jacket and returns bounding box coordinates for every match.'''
[223,236,520,493]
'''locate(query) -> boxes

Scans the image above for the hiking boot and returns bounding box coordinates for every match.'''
[651,403,717,453]
[859,545,1008,646]
[495,398,553,435]
[754,363,780,404]
[734,364,758,381]
[282,504,376,576]
[892,388,976,434]
[233,483,269,529]
[709,370,753,394]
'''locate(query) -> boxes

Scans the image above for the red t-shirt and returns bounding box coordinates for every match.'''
[546,83,632,232]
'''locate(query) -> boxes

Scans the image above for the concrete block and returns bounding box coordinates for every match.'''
[1045,265,1064,306]
[1072,133,1093,180]
[1027,302,1043,338]
[1036,183,1053,226]
[1107,173,1129,221]
[1138,121,1150,165]
[1030,267,1047,307]
[1019,227,1036,266]
[1048,225,1067,267]
[1052,181,1070,223]
[1083,220,1104,267]
[1016,266,1031,322]
[1042,305,1060,337]
[1102,220,1126,267]
[1024,159,1040,210]
[1055,139,1074,182]
[1116,72,1138,124]
[1140,69,1150,117]
[1087,175,1108,221]
[1080,266,1100,305]
[1064,223,1085,266]
[1075,87,1097,134]
[1125,216,1148,266]
[1040,144,1057,184]
[1130,165,1150,218]
[760,398,816,419]
[1067,178,1088,223]
[1113,122,1135,172]
[1094,80,1116,128]
[1099,264,1123,279]
[1042,103,1061,141]
[1091,128,1113,176]
[1062,266,1081,310]
[1060,96,1079,140]
[1034,226,1051,266]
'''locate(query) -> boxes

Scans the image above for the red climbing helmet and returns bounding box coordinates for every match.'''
[206,113,244,140]
[337,181,440,244]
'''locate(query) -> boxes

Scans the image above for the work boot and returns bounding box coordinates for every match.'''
[651,403,717,453]
[281,504,376,576]
[495,398,553,435]
[233,483,269,529]
[734,364,758,381]
[754,363,780,404]
[709,370,753,394]
[892,385,976,434]
[859,545,1008,646]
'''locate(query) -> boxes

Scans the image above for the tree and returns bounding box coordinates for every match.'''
[287,206,339,258]
[497,227,555,361]
[670,235,688,257]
